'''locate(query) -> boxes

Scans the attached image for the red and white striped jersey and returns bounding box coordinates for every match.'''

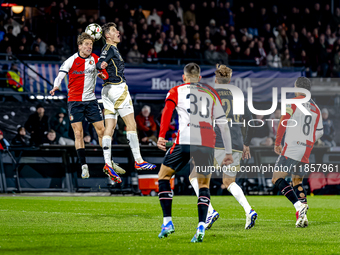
[60,53,99,102]
[279,96,323,163]
[165,83,225,148]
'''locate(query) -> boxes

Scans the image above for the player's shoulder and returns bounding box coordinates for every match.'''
[90,53,99,60]
[65,52,78,62]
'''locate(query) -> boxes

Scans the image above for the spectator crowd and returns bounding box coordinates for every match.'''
[1,1,340,76]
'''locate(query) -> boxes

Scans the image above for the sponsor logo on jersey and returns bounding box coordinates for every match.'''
[102,51,107,55]
[72,68,95,75]
[296,141,313,148]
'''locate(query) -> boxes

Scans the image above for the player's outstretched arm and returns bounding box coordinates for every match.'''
[50,72,66,95]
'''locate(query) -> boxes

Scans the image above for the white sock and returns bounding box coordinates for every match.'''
[163,216,172,225]
[294,201,303,211]
[102,136,112,166]
[228,182,252,214]
[190,177,214,215]
[198,222,205,228]
[127,131,143,163]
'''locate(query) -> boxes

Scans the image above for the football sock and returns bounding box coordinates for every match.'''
[163,217,172,226]
[76,148,86,166]
[127,131,143,163]
[102,136,112,166]
[275,178,299,206]
[228,182,252,214]
[190,177,214,215]
[198,188,210,223]
[158,179,172,218]
[293,184,307,204]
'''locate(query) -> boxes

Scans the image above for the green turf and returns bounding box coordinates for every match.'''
[0,195,339,255]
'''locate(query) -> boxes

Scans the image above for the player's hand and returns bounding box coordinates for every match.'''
[242,145,251,160]
[97,72,107,80]
[274,144,282,155]
[157,137,168,151]
[222,153,233,166]
[101,61,108,69]
[50,87,59,96]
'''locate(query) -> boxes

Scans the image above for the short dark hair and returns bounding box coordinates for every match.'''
[295,77,311,91]
[102,22,117,39]
[183,62,200,81]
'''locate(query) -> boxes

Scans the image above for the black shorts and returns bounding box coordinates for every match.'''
[67,100,103,124]
[163,144,214,176]
[274,155,307,177]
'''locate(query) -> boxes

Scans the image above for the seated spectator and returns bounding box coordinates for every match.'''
[49,107,74,145]
[126,44,143,64]
[250,115,273,146]
[192,43,203,64]
[11,126,30,147]
[332,50,340,77]
[218,44,229,65]
[204,44,219,65]
[146,48,158,63]
[31,45,44,61]
[267,48,282,68]
[6,64,23,92]
[25,104,49,146]
[0,129,10,150]
[281,49,292,67]
[45,45,60,61]
[136,105,157,145]
[42,129,59,145]
[84,133,97,145]
[255,41,267,66]
[321,108,336,147]
[147,8,162,26]
[158,44,174,64]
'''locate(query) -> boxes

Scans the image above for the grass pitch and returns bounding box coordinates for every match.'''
[0,195,339,255]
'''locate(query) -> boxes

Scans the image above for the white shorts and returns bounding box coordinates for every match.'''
[214,148,242,177]
[101,83,134,120]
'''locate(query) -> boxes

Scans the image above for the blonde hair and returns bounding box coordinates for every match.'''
[77,32,94,45]
[215,64,232,84]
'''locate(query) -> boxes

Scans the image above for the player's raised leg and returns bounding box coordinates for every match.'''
[101,116,124,183]
[71,122,89,179]
[158,164,175,238]
[292,174,308,226]
[272,159,308,228]
[223,170,257,229]
[121,113,156,170]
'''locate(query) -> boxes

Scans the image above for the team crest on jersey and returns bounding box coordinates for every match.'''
[69,114,74,121]
[89,60,94,65]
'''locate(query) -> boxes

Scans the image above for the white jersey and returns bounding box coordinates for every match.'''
[59,52,99,102]
[164,83,226,148]
[281,96,323,163]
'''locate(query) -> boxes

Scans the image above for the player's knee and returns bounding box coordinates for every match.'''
[223,178,233,188]
[74,130,83,140]
[97,127,105,138]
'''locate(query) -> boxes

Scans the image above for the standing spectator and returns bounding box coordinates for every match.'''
[217,44,229,65]
[183,3,196,26]
[6,64,23,92]
[267,48,282,68]
[311,3,322,29]
[317,36,330,77]
[162,4,178,25]
[174,1,184,23]
[258,8,269,30]
[126,44,143,64]
[289,32,303,61]
[0,129,10,150]
[281,49,292,67]
[269,5,283,29]
[45,45,60,61]
[275,28,289,53]
[49,107,73,144]
[321,108,336,147]
[11,127,30,147]
[25,104,50,146]
[158,44,174,64]
[147,8,162,26]
[331,8,340,31]
[33,37,47,55]
[154,38,163,53]
[255,41,267,66]
[4,17,21,37]
[247,2,258,36]
[204,44,219,65]
[225,2,235,27]
[235,6,248,31]
[192,43,203,64]
[302,8,313,32]
[135,105,157,145]
[133,6,146,24]
[102,0,118,23]
[332,50,340,77]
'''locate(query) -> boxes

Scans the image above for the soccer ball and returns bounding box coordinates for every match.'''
[85,23,102,41]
